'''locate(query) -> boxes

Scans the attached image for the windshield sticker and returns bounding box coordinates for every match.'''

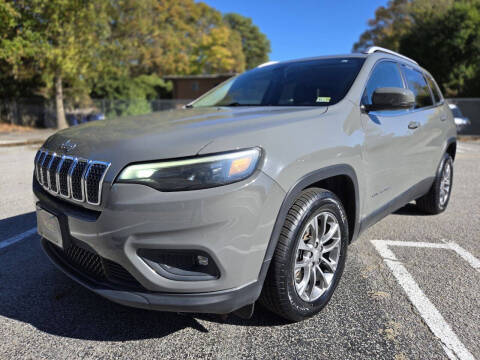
[316,96,331,103]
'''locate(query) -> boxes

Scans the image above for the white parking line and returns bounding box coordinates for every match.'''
[374,240,480,272]
[371,240,477,360]
[0,227,38,250]
[458,143,479,154]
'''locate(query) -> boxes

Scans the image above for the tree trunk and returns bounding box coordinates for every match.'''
[55,75,68,129]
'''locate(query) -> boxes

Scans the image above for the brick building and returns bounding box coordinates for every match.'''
[164,73,236,100]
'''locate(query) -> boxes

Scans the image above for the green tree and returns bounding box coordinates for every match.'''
[352,0,453,52]
[400,1,480,96]
[113,0,245,76]
[0,0,113,128]
[223,13,271,69]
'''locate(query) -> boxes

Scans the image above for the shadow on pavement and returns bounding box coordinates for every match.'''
[393,203,430,216]
[0,211,36,239]
[0,212,286,342]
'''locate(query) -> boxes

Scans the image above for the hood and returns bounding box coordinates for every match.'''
[43,106,327,178]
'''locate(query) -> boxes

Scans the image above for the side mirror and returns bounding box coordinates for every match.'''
[365,87,415,112]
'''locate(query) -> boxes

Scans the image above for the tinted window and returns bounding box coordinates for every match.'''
[402,66,434,108]
[426,75,442,104]
[191,58,365,107]
[362,61,404,106]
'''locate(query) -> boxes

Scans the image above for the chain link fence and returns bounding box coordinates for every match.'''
[0,98,191,128]
[1,97,479,134]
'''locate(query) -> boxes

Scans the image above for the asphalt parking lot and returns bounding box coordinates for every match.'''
[0,142,479,360]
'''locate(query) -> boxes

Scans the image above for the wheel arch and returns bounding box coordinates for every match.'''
[446,137,457,161]
[257,164,360,288]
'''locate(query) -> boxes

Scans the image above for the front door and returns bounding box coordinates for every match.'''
[360,60,413,217]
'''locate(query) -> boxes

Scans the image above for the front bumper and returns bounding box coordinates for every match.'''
[35,171,284,313]
[42,238,262,313]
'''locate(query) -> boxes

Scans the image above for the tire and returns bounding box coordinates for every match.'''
[416,153,453,215]
[260,188,348,322]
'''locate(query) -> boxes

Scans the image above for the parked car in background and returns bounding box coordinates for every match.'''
[33,47,456,322]
[66,112,105,126]
[448,103,470,132]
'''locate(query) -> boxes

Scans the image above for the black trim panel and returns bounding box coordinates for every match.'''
[359,176,434,233]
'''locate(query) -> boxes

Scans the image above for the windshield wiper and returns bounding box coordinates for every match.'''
[218,102,258,107]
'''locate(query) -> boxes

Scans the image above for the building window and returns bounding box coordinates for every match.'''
[192,81,199,92]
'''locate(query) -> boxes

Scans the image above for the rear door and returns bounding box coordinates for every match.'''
[360,60,413,217]
[400,65,442,185]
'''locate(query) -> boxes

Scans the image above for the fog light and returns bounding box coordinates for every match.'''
[197,255,209,266]
[137,248,219,280]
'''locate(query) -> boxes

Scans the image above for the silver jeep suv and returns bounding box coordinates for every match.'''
[34,47,456,322]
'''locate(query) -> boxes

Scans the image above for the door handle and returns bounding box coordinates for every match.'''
[440,114,447,121]
[408,121,420,129]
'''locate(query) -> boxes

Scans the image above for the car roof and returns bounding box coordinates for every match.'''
[259,47,424,73]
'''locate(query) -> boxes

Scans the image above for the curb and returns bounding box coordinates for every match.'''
[0,139,45,148]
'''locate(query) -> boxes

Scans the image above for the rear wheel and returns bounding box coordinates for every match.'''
[416,153,453,214]
[260,188,348,322]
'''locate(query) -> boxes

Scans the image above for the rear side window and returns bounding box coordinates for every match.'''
[425,75,443,104]
[362,61,404,106]
[401,66,434,109]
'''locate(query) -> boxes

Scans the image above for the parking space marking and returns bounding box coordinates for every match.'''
[0,227,38,250]
[371,240,477,360]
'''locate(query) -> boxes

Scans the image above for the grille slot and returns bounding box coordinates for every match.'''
[48,155,62,192]
[85,163,108,204]
[41,154,52,186]
[34,148,110,206]
[36,151,46,184]
[58,158,74,197]
[71,160,88,201]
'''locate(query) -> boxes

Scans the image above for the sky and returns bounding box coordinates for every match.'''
[200,0,389,62]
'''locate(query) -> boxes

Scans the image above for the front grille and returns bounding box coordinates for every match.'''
[47,240,144,290]
[34,149,110,205]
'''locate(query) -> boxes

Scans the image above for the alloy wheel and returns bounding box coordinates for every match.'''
[293,212,342,302]
[439,161,452,206]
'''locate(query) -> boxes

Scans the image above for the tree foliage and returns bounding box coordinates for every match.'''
[224,13,271,69]
[354,0,480,97]
[400,1,480,96]
[0,0,269,126]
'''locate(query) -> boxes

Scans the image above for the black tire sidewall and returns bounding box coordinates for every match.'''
[284,193,348,319]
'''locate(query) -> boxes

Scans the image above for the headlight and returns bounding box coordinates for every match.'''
[117,148,261,191]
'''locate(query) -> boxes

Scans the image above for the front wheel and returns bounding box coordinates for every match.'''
[260,188,348,322]
[416,153,453,214]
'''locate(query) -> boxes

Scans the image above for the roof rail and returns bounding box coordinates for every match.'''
[364,46,418,65]
[257,61,278,68]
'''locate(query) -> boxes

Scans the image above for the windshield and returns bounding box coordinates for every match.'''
[190,57,365,108]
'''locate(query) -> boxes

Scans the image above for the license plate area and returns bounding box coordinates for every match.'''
[36,206,63,249]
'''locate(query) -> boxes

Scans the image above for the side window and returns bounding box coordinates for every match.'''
[425,75,443,104]
[401,66,434,109]
[362,61,404,106]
